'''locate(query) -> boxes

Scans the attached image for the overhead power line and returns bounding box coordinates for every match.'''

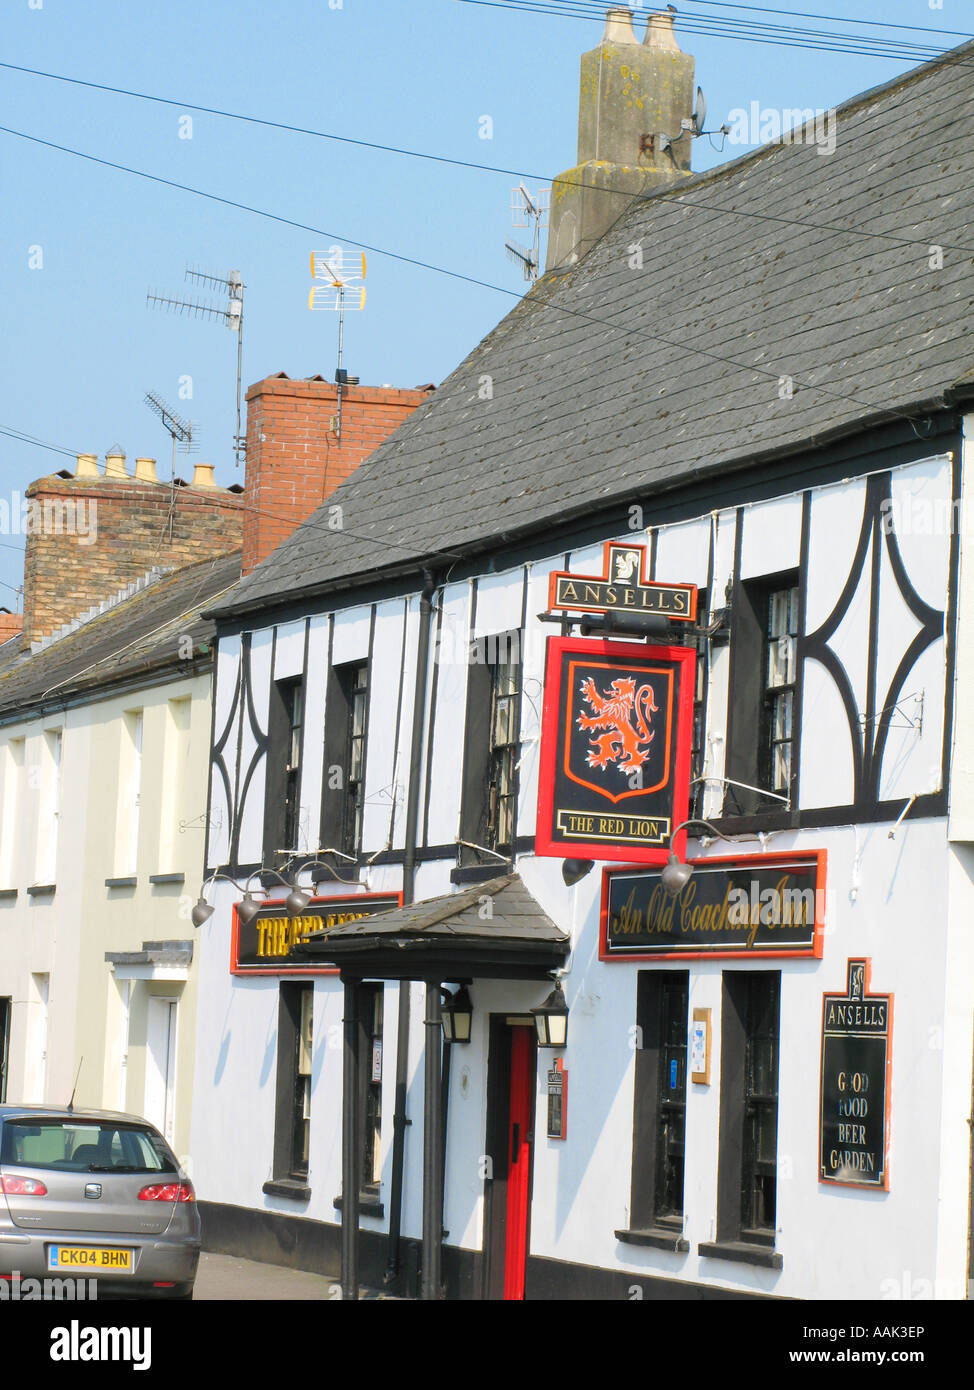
[0,122,957,449]
[452,0,971,63]
[1,66,973,259]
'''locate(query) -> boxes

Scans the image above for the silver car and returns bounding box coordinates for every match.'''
[0,1105,200,1299]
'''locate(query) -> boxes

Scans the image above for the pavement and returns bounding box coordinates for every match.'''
[192,1251,397,1300]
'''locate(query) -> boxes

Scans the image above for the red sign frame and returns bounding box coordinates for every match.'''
[535,635,695,866]
[598,850,827,961]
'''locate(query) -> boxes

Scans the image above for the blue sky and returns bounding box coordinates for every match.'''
[0,0,968,603]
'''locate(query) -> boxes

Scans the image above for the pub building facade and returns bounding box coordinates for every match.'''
[189,22,974,1299]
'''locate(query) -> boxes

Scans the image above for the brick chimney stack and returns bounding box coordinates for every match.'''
[242,375,434,575]
[546,6,696,269]
[21,452,244,647]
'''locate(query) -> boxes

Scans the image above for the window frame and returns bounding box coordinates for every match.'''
[713,970,781,1253]
[622,970,690,1247]
[320,659,371,862]
[458,631,523,867]
[272,982,314,1187]
[724,571,800,818]
[263,676,306,865]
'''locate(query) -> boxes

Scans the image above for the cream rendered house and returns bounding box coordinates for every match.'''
[0,553,239,1165]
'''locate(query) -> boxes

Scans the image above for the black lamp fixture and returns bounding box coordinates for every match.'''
[562,858,595,887]
[660,819,736,896]
[191,873,242,928]
[440,985,473,1044]
[531,981,569,1049]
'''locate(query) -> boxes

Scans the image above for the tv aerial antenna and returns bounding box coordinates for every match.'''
[143,390,198,542]
[147,266,245,466]
[308,247,366,442]
[505,184,549,283]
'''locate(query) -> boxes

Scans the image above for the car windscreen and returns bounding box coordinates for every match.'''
[0,1120,177,1174]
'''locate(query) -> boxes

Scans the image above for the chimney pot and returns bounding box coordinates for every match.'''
[76,453,99,478]
[644,7,681,51]
[134,457,159,483]
[192,463,217,489]
[105,450,128,479]
[603,6,638,44]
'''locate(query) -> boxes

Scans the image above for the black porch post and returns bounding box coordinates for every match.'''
[422,980,443,1300]
[342,977,361,1300]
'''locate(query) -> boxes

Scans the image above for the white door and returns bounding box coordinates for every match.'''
[144,998,178,1144]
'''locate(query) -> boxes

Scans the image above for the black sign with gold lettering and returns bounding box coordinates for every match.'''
[600,853,826,959]
[547,542,697,622]
[536,636,695,865]
[231,893,401,975]
[819,959,892,1190]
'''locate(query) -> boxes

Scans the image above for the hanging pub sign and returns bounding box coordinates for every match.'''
[819,959,892,1190]
[548,541,697,622]
[231,892,402,976]
[600,852,826,960]
[536,635,695,865]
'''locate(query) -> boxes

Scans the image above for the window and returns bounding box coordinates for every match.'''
[689,597,710,820]
[761,586,799,796]
[724,573,799,816]
[115,709,143,875]
[459,632,522,866]
[283,683,304,853]
[0,996,10,1103]
[158,697,191,872]
[321,661,370,860]
[622,971,689,1248]
[263,678,305,863]
[741,974,780,1239]
[272,983,314,1186]
[710,971,781,1257]
[0,738,25,888]
[35,731,62,885]
[360,984,383,1193]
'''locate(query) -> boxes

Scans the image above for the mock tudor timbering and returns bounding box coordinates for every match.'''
[191,35,974,1301]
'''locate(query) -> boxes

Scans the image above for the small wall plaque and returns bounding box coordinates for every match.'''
[690,1007,711,1084]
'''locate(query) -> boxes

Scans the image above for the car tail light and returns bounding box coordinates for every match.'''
[1,1175,48,1196]
[137,1181,195,1202]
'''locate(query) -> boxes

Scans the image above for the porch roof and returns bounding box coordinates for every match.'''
[294,874,570,980]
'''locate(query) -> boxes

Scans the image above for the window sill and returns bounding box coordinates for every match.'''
[697,1241,783,1270]
[149,872,185,886]
[616,1227,689,1254]
[450,862,511,886]
[333,1193,385,1218]
[26,884,55,898]
[105,876,137,890]
[262,1179,311,1203]
[0,889,17,902]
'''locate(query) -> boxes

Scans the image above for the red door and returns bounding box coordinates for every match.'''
[503,1026,534,1299]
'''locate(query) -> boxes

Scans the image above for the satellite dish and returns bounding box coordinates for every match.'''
[693,87,707,137]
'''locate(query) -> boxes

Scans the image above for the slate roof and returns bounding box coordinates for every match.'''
[304,875,569,945]
[214,40,974,621]
[296,875,570,978]
[0,552,241,722]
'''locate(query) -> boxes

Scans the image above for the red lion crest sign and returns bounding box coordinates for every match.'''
[536,636,695,865]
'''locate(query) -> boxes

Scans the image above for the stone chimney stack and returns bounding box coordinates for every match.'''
[546,6,695,269]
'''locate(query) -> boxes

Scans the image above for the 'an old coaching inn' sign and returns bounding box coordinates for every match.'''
[600,852,826,960]
[231,892,401,975]
[548,541,698,622]
[536,636,695,865]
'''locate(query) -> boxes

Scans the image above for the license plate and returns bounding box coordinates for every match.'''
[47,1246,133,1272]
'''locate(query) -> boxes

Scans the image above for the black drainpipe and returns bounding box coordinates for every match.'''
[385,567,437,1287]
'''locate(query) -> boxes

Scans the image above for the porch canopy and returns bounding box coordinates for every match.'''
[293,874,569,1301]
[292,874,570,980]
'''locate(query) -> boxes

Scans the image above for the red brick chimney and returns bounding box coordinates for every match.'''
[242,375,434,575]
[22,452,244,646]
[0,610,23,645]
